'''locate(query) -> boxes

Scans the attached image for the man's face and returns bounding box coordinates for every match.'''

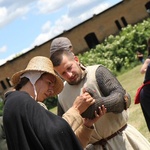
[54,55,83,85]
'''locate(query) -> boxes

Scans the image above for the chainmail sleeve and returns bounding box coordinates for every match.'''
[81,65,131,119]
[95,65,126,111]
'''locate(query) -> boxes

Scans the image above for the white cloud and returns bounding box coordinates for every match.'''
[68,0,102,17]
[0,45,7,53]
[0,54,16,65]
[0,59,7,65]
[0,7,7,20]
[26,0,111,51]
[53,15,74,32]
[0,0,35,28]
[30,21,53,47]
[36,0,71,14]
[41,21,51,33]
[92,2,110,14]
[0,6,29,27]
[31,14,74,48]
[32,33,51,47]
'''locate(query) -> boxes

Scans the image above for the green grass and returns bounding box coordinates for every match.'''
[117,64,150,141]
[50,107,57,114]
[50,64,150,141]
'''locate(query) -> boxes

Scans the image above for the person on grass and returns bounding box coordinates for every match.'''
[50,37,150,150]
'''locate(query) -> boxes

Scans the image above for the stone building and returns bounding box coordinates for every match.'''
[0,0,150,96]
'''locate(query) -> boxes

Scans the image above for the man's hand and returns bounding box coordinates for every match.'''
[83,105,107,128]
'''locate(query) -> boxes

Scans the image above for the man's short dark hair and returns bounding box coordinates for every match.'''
[50,50,74,67]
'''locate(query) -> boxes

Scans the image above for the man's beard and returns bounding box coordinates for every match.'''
[68,74,82,85]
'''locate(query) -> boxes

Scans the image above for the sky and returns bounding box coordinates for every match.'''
[0,0,122,66]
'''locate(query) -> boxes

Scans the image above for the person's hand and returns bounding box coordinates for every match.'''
[83,105,107,128]
[73,92,95,114]
[83,87,99,99]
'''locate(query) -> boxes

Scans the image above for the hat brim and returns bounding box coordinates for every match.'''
[11,69,64,97]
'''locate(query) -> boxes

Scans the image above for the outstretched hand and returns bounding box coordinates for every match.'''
[83,105,107,128]
[73,92,95,114]
[83,87,99,99]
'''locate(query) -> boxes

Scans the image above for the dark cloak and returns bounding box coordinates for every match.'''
[140,64,150,131]
[3,91,82,150]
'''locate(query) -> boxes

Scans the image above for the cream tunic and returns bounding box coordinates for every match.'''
[58,65,150,150]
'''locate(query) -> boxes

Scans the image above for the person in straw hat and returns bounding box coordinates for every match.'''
[2,56,106,150]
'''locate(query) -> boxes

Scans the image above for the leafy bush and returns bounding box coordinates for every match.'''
[44,96,58,110]
[78,18,150,75]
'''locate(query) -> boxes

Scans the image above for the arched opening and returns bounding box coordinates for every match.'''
[115,20,122,30]
[6,77,12,87]
[121,17,128,27]
[0,81,7,90]
[145,1,150,14]
[84,33,99,49]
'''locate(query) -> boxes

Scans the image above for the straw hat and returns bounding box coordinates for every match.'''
[11,56,64,96]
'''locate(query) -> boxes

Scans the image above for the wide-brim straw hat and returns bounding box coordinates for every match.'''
[11,56,64,96]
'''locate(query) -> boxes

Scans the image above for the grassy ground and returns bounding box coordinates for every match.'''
[51,64,150,141]
[117,64,150,141]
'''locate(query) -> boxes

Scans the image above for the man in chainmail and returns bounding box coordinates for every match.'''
[49,37,150,150]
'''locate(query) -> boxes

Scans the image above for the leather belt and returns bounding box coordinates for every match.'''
[93,124,127,150]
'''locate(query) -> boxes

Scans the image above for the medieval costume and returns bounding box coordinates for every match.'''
[3,91,83,150]
[58,65,150,150]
